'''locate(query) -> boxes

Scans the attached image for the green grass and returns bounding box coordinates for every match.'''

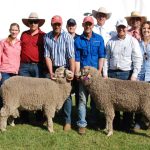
[0,97,150,150]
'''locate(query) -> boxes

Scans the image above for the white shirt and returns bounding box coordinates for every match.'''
[103,34,143,78]
[93,24,116,46]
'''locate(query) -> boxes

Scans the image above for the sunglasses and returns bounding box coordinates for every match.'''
[28,20,39,24]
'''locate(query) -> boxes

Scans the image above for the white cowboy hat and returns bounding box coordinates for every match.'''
[22,12,45,27]
[92,7,112,19]
[125,11,147,26]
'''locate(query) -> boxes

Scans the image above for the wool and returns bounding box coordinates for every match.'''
[0,67,73,132]
[80,66,150,136]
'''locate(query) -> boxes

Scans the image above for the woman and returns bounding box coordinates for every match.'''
[0,23,21,85]
[135,21,150,129]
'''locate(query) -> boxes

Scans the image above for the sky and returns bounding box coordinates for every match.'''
[0,0,149,39]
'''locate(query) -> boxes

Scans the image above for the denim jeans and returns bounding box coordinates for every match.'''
[77,82,97,127]
[0,72,16,108]
[19,63,43,77]
[0,72,16,86]
[63,96,72,124]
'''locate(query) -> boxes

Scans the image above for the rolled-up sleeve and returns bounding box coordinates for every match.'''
[98,36,105,58]
[75,38,80,62]
[66,35,75,59]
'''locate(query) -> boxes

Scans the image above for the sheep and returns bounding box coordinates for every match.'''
[0,67,74,132]
[79,66,150,136]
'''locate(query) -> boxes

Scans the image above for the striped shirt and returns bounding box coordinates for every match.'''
[44,30,74,67]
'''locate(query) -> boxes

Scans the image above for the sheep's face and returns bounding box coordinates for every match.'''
[54,67,74,81]
[80,66,97,85]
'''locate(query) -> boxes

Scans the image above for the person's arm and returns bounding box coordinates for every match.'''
[45,57,54,79]
[69,58,75,73]
[66,34,75,73]
[103,41,111,79]
[0,41,4,81]
[44,34,55,79]
[98,58,104,75]
[98,36,105,76]
[131,38,143,81]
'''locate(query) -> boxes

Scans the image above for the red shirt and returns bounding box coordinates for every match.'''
[20,29,45,63]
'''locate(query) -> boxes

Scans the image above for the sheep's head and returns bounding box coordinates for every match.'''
[54,67,74,82]
[80,66,99,85]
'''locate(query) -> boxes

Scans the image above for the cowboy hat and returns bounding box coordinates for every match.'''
[125,11,147,26]
[92,7,112,19]
[22,12,45,27]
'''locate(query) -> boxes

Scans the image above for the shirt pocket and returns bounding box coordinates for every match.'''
[92,42,100,56]
[122,46,131,57]
[81,47,88,58]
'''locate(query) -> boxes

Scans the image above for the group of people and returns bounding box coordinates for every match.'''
[0,6,150,135]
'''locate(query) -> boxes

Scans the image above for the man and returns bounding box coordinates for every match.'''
[20,12,45,122]
[92,7,114,45]
[103,19,143,130]
[75,16,105,135]
[66,18,79,107]
[125,11,147,41]
[44,15,75,131]
[20,12,45,77]
[66,18,79,40]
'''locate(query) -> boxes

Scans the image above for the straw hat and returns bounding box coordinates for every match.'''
[22,12,45,27]
[92,7,112,19]
[125,11,147,26]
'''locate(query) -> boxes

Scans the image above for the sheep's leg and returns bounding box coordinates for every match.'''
[0,116,8,132]
[0,107,10,131]
[47,117,54,133]
[44,107,55,133]
[7,109,19,127]
[105,107,115,137]
[7,116,15,127]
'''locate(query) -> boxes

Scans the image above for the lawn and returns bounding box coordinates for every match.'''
[0,98,150,150]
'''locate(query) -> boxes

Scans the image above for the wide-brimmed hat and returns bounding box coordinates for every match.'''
[22,12,45,27]
[125,11,147,26]
[92,7,112,19]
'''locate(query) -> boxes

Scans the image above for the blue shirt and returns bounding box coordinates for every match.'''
[75,32,105,69]
[138,41,150,82]
[44,30,74,67]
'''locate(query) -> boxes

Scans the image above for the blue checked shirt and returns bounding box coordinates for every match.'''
[44,30,75,67]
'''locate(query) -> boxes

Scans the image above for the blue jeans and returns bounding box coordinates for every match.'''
[19,63,43,77]
[0,73,16,108]
[77,83,97,127]
[0,72,16,86]
[63,96,72,124]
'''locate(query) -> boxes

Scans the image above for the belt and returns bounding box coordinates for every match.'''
[21,62,39,65]
[109,69,131,72]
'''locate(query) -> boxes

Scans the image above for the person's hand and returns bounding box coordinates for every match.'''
[0,73,2,81]
[103,75,108,79]
[74,72,81,81]
[50,73,56,80]
[130,76,137,81]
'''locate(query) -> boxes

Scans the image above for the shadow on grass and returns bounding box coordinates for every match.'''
[14,108,150,138]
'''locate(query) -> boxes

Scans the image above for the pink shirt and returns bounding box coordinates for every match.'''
[0,38,21,74]
[128,28,141,41]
